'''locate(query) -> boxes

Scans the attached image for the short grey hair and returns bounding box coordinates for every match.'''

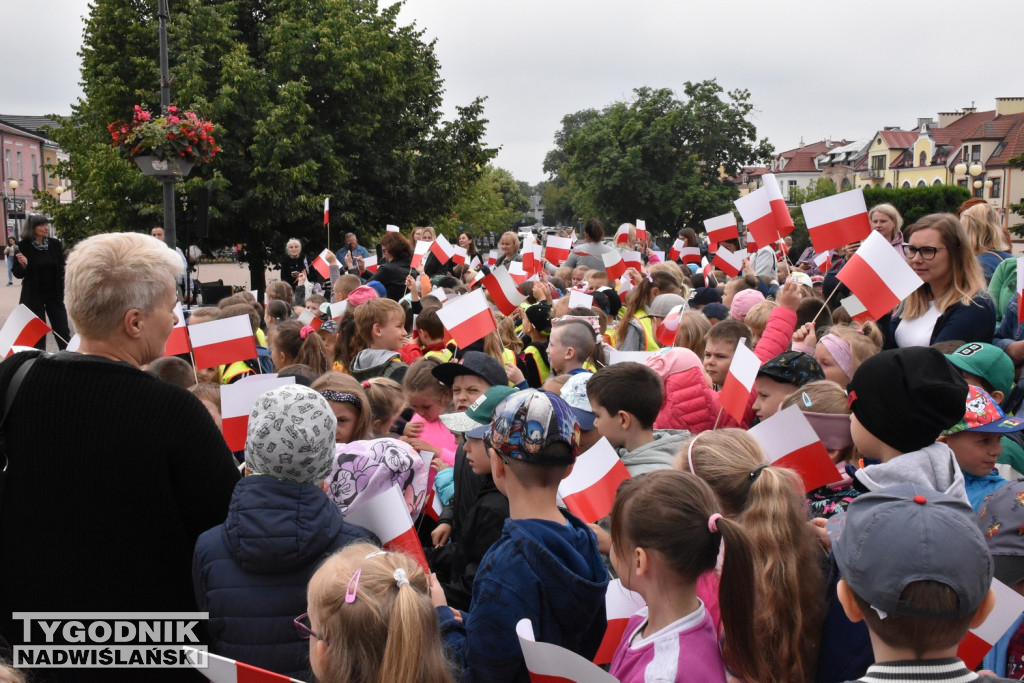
[345,232,357,240]
[65,232,183,339]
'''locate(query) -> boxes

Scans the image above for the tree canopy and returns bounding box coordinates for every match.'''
[433,165,532,236]
[542,81,774,235]
[39,0,497,291]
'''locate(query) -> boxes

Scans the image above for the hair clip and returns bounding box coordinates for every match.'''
[362,381,371,388]
[364,550,387,559]
[345,569,361,603]
[802,392,812,408]
[394,568,410,588]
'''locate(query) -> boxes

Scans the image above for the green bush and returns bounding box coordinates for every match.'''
[862,185,971,226]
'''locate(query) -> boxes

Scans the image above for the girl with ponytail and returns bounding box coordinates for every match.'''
[269,319,330,376]
[677,429,825,682]
[614,268,680,351]
[303,544,454,683]
[609,469,766,683]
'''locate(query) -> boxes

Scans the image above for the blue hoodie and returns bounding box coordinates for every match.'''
[965,469,1008,511]
[439,512,609,682]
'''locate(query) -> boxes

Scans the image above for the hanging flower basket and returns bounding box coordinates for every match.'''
[109,105,219,177]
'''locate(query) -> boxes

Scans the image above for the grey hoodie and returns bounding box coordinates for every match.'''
[854,442,968,504]
[350,348,406,382]
[616,429,691,477]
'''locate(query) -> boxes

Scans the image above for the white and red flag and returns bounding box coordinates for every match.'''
[802,189,872,254]
[840,294,872,324]
[330,301,348,320]
[614,223,631,245]
[679,247,701,265]
[734,173,794,246]
[363,254,379,273]
[1017,261,1024,327]
[593,579,647,665]
[702,257,715,281]
[452,245,468,267]
[655,304,685,346]
[436,288,496,348]
[748,405,839,492]
[667,238,685,262]
[836,230,923,320]
[545,236,572,266]
[602,250,626,280]
[221,374,296,452]
[635,219,647,242]
[0,304,50,357]
[323,198,329,226]
[958,578,1024,669]
[430,234,456,265]
[711,248,744,278]
[720,339,758,424]
[621,250,643,271]
[310,248,332,280]
[704,212,739,245]
[423,479,445,522]
[567,289,594,310]
[557,437,631,523]
[163,301,190,357]
[345,484,430,573]
[813,251,832,273]
[508,260,528,285]
[482,266,527,316]
[386,224,400,233]
[487,250,499,266]
[183,647,302,682]
[516,619,617,683]
[189,314,257,370]
[411,240,430,269]
[297,309,324,332]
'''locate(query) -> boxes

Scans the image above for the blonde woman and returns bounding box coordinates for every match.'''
[493,231,521,270]
[960,202,1011,282]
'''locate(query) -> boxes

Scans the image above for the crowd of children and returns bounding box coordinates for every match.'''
[8,215,1024,683]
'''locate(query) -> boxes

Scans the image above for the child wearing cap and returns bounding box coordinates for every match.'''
[752,351,826,422]
[939,385,1023,511]
[515,300,553,388]
[979,481,1024,677]
[832,484,1000,683]
[431,385,517,611]
[435,390,609,681]
[193,385,376,680]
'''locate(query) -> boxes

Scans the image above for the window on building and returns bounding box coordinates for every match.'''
[788,180,797,192]
[991,178,1001,199]
[971,145,981,162]
[4,150,9,178]
[917,180,926,187]
[902,181,911,189]
[919,151,927,167]
[933,179,943,186]
[31,155,38,190]
[16,152,22,180]
[871,155,885,170]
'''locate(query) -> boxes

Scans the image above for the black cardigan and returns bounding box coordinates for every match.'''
[12,236,64,299]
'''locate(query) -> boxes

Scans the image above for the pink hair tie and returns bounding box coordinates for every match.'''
[708,513,723,534]
[300,324,315,340]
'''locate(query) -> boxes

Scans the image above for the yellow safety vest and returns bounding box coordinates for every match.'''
[221,360,254,385]
[632,311,659,351]
[524,345,551,386]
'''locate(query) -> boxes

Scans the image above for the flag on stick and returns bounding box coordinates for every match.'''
[720,339,758,424]
[345,485,430,572]
[482,267,527,316]
[189,315,258,370]
[516,619,617,683]
[836,231,923,320]
[748,405,839,492]
[163,301,190,357]
[221,374,296,452]
[0,304,50,357]
[557,437,631,523]
[436,289,496,348]
[704,212,739,244]
[802,189,872,254]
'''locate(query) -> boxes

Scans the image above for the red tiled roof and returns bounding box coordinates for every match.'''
[931,110,996,146]
[985,114,1024,166]
[877,130,918,149]
[773,140,848,174]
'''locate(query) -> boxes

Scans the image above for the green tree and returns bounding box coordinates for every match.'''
[38,0,496,293]
[435,166,531,235]
[862,185,970,227]
[547,81,773,235]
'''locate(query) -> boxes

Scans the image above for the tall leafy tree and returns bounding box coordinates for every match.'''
[40,0,496,292]
[547,81,773,235]
[434,165,531,235]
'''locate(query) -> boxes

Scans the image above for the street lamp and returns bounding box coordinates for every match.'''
[953,161,985,198]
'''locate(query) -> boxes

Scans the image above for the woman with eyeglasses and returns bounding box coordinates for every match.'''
[889,213,995,348]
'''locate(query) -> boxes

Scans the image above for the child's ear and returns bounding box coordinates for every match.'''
[560,461,575,481]
[836,579,864,623]
[936,435,948,444]
[970,587,997,629]
[992,390,1006,404]
[635,547,650,577]
[617,410,631,431]
[372,322,383,338]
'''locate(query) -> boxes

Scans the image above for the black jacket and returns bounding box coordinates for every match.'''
[13,237,64,302]
[371,255,412,300]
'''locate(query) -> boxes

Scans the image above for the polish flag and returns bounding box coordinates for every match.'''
[667,238,685,262]
[386,224,400,233]
[310,249,332,280]
[655,304,686,346]
[163,301,190,357]
[297,309,324,332]
[748,405,839,492]
[679,247,701,265]
[734,173,794,246]
[482,266,527,315]
[516,619,617,683]
[593,579,647,665]
[614,223,631,245]
[183,647,302,682]
[430,234,456,265]
[363,254,378,273]
[345,485,430,573]
[651,249,665,263]
[545,236,572,266]
[557,437,631,523]
[423,480,445,522]
[635,219,647,242]
[702,257,715,281]
[220,374,295,452]
[813,251,832,273]
[0,304,50,357]
[411,240,430,269]
[189,314,258,370]
[621,250,643,271]
[508,260,528,284]
[602,250,626,280]
[323,198,329,226]
[470,270,485,288]
[526,243,544,275]
[436,288,496,348]
[451,245,468,267]
[567,289,594,310]
[836,230,923,320]
[470,255,481,270]
[330,301,348,320]
[711,248,744,278]
[704,212,739,244]
[840,294,872,324]
[720,339,759,424]
[802,189,872,253]
[958,578,1024,669]
[1017,261,1024,326]
[487,250,498,266]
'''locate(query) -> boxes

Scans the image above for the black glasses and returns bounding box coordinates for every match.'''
[294,613,329,644]
[902,245,946,261]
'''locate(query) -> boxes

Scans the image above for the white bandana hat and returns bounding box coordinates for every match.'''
[245,385,337,484]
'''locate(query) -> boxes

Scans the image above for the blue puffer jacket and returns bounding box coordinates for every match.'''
[193,475,376,679]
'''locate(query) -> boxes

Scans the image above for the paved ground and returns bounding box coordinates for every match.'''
[0,261,277,352]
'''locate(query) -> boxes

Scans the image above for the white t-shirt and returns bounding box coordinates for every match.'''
[895,301,942,348]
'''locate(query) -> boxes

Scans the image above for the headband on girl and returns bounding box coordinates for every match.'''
[321,391,362,407]
[819,334,854,380]
[802,411,854,451]
[686,432,701,475]
[551,315,601,338]
[300,324,316,340]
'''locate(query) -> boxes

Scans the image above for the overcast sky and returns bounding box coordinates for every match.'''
[3,0,1021,185]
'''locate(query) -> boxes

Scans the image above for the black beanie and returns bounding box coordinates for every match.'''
[525,302,552,333]
[847,347,968,453]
